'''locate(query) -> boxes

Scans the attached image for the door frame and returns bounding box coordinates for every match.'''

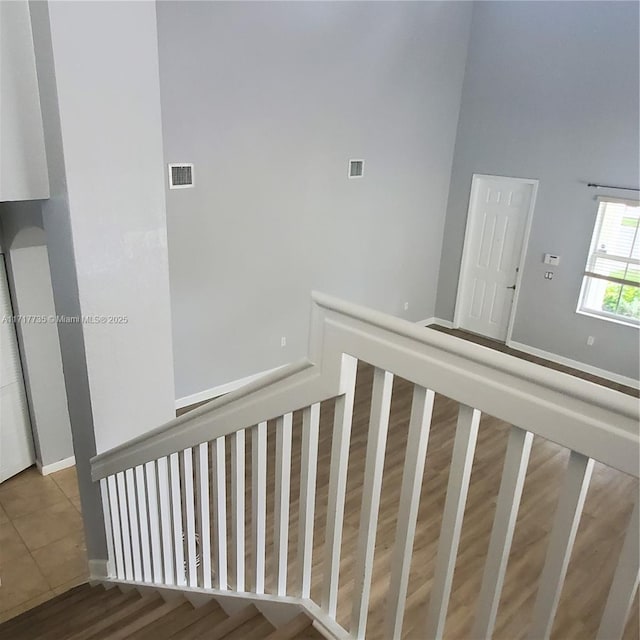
[453,173,539,344]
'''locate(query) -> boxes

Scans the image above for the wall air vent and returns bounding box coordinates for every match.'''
[168,163,194,189]
[348,159,364,179]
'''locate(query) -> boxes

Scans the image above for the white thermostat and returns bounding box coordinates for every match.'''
[544,253,560,266]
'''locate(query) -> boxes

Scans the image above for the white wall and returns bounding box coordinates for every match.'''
[157,1,473,400]
[436,1,640,380]
[0,0,49,201]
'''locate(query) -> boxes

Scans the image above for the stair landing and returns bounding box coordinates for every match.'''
[0,583,324,640]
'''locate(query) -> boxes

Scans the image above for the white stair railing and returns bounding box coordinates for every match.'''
[92,292,639,640]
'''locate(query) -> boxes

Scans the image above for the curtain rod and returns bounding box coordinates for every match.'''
[587,182,640,192]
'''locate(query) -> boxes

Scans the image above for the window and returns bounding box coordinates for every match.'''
[578,197,640,325]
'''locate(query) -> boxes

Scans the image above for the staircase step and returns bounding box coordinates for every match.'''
[191,604,260,640]
[167,598,229,640]
[220,614,275,640]
[131,598,223,640]
[263,613,314,640]
[2,586,125,640]
[66,593,163,640]
[0,584,318,640]
[0,583,95,637]
[35,588,140,640]
[291,630,325,639]
[94,596,185,640]
[125,601,192,639]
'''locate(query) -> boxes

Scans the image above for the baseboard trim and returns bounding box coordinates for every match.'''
[37,455,75,476]
[418,316,454,329]
[175,365,285,410]
[507,340,639,389]
[433,317,454,329]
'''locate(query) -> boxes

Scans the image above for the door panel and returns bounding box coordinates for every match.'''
[0,254,34,483]
[456,176,535,341]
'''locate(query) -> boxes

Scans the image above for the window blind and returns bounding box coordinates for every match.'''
[579,197,640,324]
[584,198,640,287]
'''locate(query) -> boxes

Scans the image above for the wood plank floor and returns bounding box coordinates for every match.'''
[206,360,638,640]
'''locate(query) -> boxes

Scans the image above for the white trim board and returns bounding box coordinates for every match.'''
[37,455,75,476]
[175,365,286,410]
[507,340,639,390]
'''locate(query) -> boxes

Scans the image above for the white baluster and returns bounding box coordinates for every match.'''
[252,422,267,594]
[528,452,594,640]
[212,436,227,590]
[473,427,533,639]
[116,471,133,580]
[100,478,116,578]
[197,442,212,589]
[425,404,481,640]
[351,369,394,639]
[157,456,175,584]
[169,452,186,586]
[298,403,320,598]
[384,386,435,640]
[230,430,246,591]
[322,355,357,617]
[144,461,163,583]
[275,413,293,596]
[183,448,198,587]
[134,465,153,582]
[107,475,124,578]
[125,468,142,581]
[597,496,639,640]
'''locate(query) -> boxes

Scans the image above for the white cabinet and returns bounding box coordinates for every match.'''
[0,0,49,202]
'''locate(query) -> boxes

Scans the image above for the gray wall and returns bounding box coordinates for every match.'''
[158,1,473,400]
[0,200,74,468]
[436,1,640,380]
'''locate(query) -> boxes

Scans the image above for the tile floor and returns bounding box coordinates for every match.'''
[0,465,87,623]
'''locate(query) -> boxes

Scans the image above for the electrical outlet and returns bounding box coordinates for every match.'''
[404,302,409,311]
[281,336,287,348]
[544,271,554,280]
[587,336,595,346]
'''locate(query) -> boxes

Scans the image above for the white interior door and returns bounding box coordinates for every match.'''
[454,175,537,341]
[0,254,35,483]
